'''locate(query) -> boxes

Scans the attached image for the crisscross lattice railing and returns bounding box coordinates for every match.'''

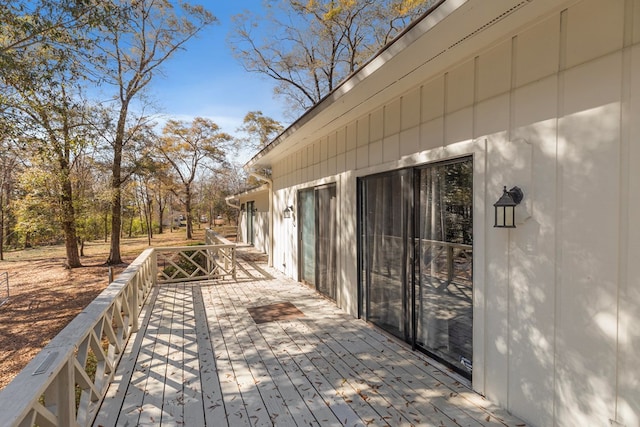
[0,248,156,427]
[0,236,236,427]
[156,244,236,284]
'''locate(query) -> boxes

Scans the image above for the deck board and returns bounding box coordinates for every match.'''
[94,252,527,427]
[191,286,227,426]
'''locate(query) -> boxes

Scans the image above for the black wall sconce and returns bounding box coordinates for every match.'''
[494,186,524,228]
[283,205,294,219]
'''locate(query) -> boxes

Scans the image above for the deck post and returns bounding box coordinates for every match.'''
[152,249,158,287]
[232,247,236,279]
[131,274,140,333]
[447,246,454,285]
[47,360,77,427]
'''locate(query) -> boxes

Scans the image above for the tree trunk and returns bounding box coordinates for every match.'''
[103,211,108,242]
[108,183,122,264]
[0,194,4,261]
[137,199,145,235]
[169,202,173,233]
[158,200,164,234]
[146,198,152,245]
[60,175,81,268]
[107,110,126,265]
[128,212,134,238]
[185,187,192,239]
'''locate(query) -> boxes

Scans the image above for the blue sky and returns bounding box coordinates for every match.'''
[146,1,288,152]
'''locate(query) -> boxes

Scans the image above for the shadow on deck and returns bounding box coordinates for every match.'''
[93,248,525,427]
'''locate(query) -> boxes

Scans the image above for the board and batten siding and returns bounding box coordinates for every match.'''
[269,0,640,425]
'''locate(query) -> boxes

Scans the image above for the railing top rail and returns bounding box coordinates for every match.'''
[154,243,235,253]
[205,228,235,246]
[111,247,155,283]
[376,235,472,250]
[418,239,472,250]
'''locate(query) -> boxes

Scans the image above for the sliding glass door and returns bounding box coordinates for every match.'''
[359,158,473,377]
[299,184,337,300]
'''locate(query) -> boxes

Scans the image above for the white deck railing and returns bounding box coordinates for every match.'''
[0,237,236,427]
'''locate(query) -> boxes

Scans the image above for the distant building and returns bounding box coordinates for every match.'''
[226,183,270,256]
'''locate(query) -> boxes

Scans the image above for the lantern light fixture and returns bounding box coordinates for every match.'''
[283,205,294,219]
[494,186,524,228]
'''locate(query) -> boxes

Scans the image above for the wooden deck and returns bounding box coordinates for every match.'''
[94,252,526,427]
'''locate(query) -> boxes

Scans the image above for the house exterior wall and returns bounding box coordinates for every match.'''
[267,0,640,425]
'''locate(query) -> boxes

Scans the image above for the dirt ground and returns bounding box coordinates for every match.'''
[0,227,222,390]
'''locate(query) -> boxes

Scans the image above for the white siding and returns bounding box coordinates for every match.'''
[268,1,640,425]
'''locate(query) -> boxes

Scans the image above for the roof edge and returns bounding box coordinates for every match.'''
[226,183,269,201]
[244,0,448,170]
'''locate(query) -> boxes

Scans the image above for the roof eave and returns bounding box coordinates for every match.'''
[244,1,450,171]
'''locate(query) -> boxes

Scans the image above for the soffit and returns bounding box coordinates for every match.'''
[247,0,576,169]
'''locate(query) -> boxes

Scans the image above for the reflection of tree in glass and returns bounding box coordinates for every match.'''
[422,159,473,245]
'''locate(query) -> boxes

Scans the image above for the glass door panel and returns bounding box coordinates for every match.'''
[360,171,411,340]
[415,159,473,376]
[299,190,316,285]
[246,201,255,245]
[316,185,337,300]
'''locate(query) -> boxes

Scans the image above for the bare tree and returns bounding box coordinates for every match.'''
[3,50,98,268]
[97,0,216,264]
[0,0,105,55]
[229,0,437,114]
[156,117,232,239]
[0,0,110,267]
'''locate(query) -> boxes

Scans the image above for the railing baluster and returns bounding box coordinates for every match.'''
[56,360,76,427]
[447,246,454,285]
